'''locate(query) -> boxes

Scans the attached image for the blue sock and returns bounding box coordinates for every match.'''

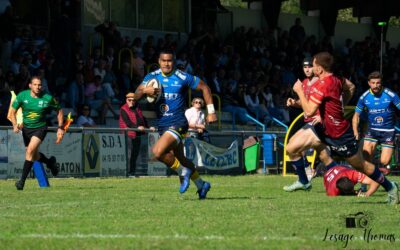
[292,157,308,185]
[368,167,393,192]
[325,161,337,170]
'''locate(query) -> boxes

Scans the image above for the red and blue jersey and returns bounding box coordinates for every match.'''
[309,74,350,138]
[141,69,200,128]
[355,88,400,131]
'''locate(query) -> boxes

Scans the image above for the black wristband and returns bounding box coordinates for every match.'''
[58,126,65,130]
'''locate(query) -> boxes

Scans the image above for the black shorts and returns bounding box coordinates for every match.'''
[365,128,395,148]
[303,122,324,138]
[22,126,48,147]
[158,123,188,143]
[315,125,359,158]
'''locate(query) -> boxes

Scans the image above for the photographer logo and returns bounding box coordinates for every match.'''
[322,211,396,248]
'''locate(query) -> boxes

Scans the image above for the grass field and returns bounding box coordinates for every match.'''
[0,175,399,250]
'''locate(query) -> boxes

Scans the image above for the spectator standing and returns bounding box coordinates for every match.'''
[119,93,155,176]
[185,97,210,142]
[289,18,306,45]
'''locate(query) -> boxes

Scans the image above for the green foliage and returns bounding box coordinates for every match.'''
[220,0,246,8]
[389,17,400,27]
[281,0,302,14]
[337,8,358,23]
[220,0,400,27]
[1,176,399,249]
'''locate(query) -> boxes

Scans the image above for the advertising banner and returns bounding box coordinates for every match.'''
[147,132,167,176]
[0,130,9,178]
[184,138,239,170]
[82,133,101,177]
[99,133,127,177]
[7,130,26,179]
[41,133,82,177]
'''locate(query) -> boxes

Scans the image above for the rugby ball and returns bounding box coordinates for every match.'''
[146,78,161,103]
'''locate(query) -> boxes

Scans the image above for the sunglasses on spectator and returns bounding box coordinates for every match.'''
[127,98,135,102]
[194,101,203,105]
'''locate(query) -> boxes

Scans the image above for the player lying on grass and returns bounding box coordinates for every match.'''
[324,165,379,197]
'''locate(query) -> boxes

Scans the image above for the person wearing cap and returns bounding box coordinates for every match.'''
[119,92,155,176]
[283,57,335,192]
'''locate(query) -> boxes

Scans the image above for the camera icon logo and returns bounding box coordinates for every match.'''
[345,212,370,228]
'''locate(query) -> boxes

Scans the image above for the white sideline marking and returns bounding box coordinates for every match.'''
[17,233,303,241]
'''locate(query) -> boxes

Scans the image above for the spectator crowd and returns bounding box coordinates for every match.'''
[2,4,400,127]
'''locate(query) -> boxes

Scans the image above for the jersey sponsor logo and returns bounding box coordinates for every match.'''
[171,80,181,87]
[328,115,341,125]
[330,144,348,152]
[38,100,49,108]
[26,112,40,119]
[311,87,323,96]
[374,116,384,124]
[163,93,180,100]
[369,108,386,114]
[159,104,173,116]
[385,137,393,143]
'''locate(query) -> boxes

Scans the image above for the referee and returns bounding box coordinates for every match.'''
[9,76,64,190]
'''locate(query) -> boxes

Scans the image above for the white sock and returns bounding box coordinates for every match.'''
[175,165,183,176]
[181,167,191,177]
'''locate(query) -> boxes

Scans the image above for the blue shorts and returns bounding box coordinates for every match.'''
[158,123,188,144]
[364,128,395,148]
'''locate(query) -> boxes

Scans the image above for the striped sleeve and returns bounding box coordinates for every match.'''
[355,91,368,113]
[391,91,400,109]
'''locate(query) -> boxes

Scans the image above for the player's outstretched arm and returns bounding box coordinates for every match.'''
[352,112,361,140]
[196,80,217,123]
[359,176,379,197]
[8,107,19,133]
[342,78,355,105]
[57,109,64,128]
[56,109,65,141]
[293,79,319,117]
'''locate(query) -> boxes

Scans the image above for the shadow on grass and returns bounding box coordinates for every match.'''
[353,200,389,205]
[204,196,276,200]
[75,186,116,190]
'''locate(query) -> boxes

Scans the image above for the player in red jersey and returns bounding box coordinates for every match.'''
[324,165,379,196]
[293,52,399,205]
[284,58,336,192]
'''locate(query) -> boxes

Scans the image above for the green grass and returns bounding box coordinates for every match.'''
[0,176,400,250]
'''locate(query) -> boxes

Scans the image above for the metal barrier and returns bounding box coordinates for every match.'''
[0,126,286,178]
